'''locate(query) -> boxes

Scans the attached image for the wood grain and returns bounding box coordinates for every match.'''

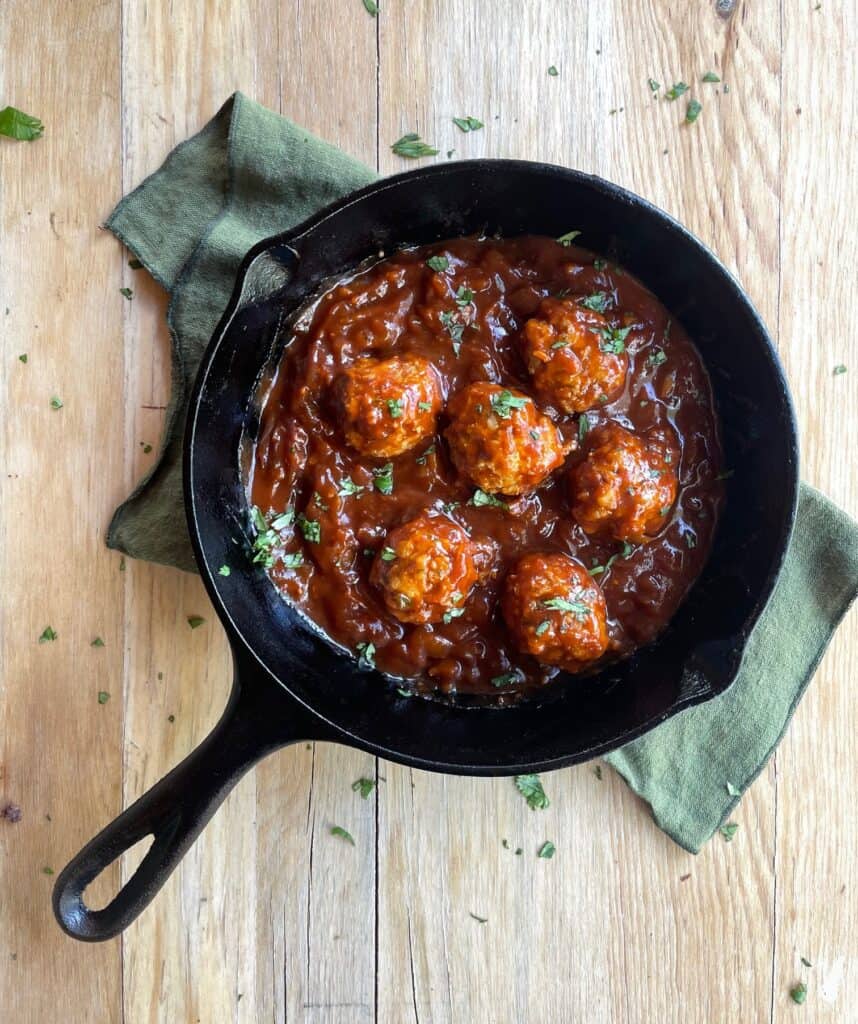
[0,0,854,1021]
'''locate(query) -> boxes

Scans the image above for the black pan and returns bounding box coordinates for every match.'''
[53,160,799,941]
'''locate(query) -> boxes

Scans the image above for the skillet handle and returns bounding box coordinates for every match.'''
[53,646,328,941]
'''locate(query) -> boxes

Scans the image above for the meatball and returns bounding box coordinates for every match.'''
[521,297,628,413]
[370,512,490,624]
[501,552,609,672]
[444,382,571,496]
[335,354,442,458]
[569,423,678,543]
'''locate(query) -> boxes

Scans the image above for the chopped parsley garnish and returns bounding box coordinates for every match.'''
[515,773,550,810]
[685,99,703,124]
[647,348,667,368]
[443,606,465,624]
[684,532,697,549]
[356,641,376,669]
[187,615,205,629]
[391,133,438,159]
[441,501,460,514]
[726,781,740,797]
[599,325,631,354]
[490,389,529,418]
[789,983,807,1005]
[578,413,590,444]
[452,116,484,132]
[119,287,133,301]
[338,476,364,497]
[396,687,413,698]
[387,397,404,419]
[439,309,465,354]
[142,443,152,453]
[426,255,450,272]
[538,841,556,859]
[97,691,110,705]
[659,505,670,517]
[42,866,55,876]
[362,0,379,14]
[719,822,739,842]
[593,764,603,780]
[529,429,539,441]
[469,489,508,510]
[0,106,44,141]
[417,401,432,412]
[281,552,304,569]
[833,364,847,375]
[18,354,27,363]
[556,230,581,247]
[352,778,376,799]
[373,462,394,494]
[38,626,57,643]
[469,912,488,923]
[251,506,284,568]
[665,82,690,101]
[579,291,610,313]
[330,825,355,845]
[547,65,559,77]
[551,339,570,349]
[129,258,143,269]
[491,670,522,687]
[416,444,435,465]
[91,636,105,647]
[218,564,231,577]
[312,492,328,511]
[542,596,590,618]
[297,514,321,543]
[50,396,63,410]
[455,285,474,307]
[535,620,551,636]
[702,71,721,83]
[380,546,397,561]
[271,509,294,530]
[800,957,813,968]
[593,258,607,270]
[648,78,661,92]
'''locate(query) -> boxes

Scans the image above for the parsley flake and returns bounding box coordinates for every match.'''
[339,477,364,497]
[38,626,57,643]
[356,641,376,670]
[726,781,740,797]
[97,691,110,705]
[538,841,556,859]
[547,65,559,77]
[218,564,231,577]
[373,462,394,494]
[187,616,205,629]
[578,413,590,444]
[800,957,813,968]
[790,983,807,1005]
[719,822,739,842]
[417,401,432,412]
[119,287,133,301]
[0,106,44,141]
[281,552,304,569]
[91,636,105,647]
[535,620,551,636]
[469,489,508,510]
[490,389,529,419]
[491,671,522,688]
[330,825,355,845]
[648,78,661,92]
[593,258,607,270]
[426,255,450,272]
[416,444,435,465]
[702,71,721,83]
[599,325,631,354]
[50,396,63,410]
[665,82,690,101]
[543,596,590,618]
[686,99,703,124]
[297,514,321,543]
[647,348,667,368]
[556,230,581,247]
[391,133,438,159]
[833,364,847,376]
[579,291,610,313]
[439,309,466,354]
[469,912,488,923]
[515,774,550,810]
[380,546,397,561]
[18,354,27,363]
[352,778,376,799]
[452,116,484,133]
[443,606,465,624]
[362,0,379,13]
[387,397,404,419]
[128,258,143,270]
[455,285,474,307]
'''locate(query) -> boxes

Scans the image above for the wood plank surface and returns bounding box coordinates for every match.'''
[0,1,854,1022]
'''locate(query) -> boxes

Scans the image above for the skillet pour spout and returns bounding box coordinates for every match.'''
[54,161,798,940]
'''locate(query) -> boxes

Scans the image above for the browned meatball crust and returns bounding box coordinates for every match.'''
[335,354,442,458]
[569,423,678,543]
[444,382,572,496]
[521,297,628,413]
[501,552,609,672]
[370,512,491,624]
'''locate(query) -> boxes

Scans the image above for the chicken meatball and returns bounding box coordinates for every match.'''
[370,512,491,624]
[444,382,571,496]
[569,423,678,543]
[521,297,628,413]
[501,552,609,672]
[335,354,442,458]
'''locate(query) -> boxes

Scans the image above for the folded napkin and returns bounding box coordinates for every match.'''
[106,92,858,853]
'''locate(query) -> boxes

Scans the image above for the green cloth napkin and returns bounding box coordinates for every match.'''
[106,92,858,853]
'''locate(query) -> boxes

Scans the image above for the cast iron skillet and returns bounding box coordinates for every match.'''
[53,160,799,941]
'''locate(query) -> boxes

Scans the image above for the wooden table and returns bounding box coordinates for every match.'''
[1,1,855,1020]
